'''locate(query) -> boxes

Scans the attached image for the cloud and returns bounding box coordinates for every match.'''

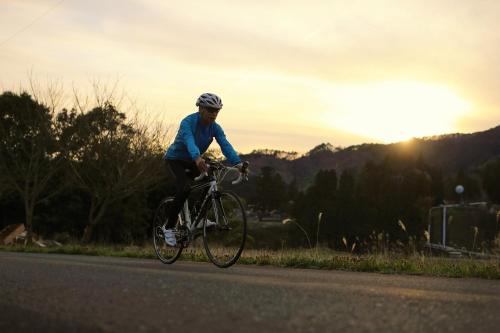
[4,0,500,87]
[1,0,499,148]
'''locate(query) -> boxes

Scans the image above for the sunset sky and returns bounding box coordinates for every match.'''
[1,0,499,153]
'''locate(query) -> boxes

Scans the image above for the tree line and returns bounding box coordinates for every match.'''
[0,91,170,244]
[244,147,500,250]
[1,90,499,249]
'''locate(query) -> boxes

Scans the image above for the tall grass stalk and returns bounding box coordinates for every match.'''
[316,212,323,249]
[282,218,312,249]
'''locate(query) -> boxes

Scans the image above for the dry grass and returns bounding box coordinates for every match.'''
[1,244,499,279]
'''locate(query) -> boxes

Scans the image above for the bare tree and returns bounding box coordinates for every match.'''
[58,103,166,243]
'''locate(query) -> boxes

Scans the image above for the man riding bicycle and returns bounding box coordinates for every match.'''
[163,92,243,247]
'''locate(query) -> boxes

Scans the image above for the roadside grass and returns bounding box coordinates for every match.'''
[1,244,499,279]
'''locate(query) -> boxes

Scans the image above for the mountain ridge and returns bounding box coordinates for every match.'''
[240,125,500,188]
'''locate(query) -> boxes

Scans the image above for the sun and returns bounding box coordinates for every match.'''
[319,81,471,143]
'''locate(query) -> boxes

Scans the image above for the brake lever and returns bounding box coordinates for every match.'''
[231,170,249,185]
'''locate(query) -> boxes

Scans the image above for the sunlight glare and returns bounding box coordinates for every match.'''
[319,81,471,143]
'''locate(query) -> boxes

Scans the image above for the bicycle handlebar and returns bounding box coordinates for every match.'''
[193,172,207,182]
[231,161,249,185]
[193,161,249,184]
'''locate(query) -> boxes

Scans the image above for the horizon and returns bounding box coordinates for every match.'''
[241,122,500,156]
[2,1,500,153]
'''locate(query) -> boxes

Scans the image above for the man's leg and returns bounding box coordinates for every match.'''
[165,159,196,229]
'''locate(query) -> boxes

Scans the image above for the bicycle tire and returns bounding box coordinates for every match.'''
[153,197,184,264]
[203,191,247,268]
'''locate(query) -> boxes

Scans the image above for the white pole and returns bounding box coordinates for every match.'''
[442,206,447,246]
[427,208,432,244]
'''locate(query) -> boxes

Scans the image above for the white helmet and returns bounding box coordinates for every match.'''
[196,93,223,109]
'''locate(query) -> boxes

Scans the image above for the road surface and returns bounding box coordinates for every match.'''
[1,252,499,332]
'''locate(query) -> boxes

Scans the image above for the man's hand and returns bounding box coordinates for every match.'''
[234,162,243,172]
[195,157,208,174]
[235,161,249,174]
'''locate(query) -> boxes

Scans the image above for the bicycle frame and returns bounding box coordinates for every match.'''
[180,177,218,232]
[177,161,247,237]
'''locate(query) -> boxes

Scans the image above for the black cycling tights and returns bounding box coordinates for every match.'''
[165,159,200,229]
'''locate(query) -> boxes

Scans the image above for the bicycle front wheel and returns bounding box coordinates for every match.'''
[153,197,184,264]
[203,191,247,268]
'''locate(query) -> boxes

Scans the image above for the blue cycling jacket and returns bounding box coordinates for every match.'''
[164,112,241,165]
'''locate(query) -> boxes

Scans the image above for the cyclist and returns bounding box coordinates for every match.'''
[163,92,243,246]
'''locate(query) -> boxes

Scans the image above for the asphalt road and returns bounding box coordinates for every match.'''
[1,252,499,333]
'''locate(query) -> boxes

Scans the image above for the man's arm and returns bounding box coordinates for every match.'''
[214,124,241,165]
[179,117,200,161]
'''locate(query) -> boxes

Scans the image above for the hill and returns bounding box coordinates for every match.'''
[241,125,500,188]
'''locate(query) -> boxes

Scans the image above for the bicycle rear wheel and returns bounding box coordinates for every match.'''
[203,191,247,268]
[153,197,184,264]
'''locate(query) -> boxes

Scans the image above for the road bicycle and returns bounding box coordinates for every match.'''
[153,160,249,268]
